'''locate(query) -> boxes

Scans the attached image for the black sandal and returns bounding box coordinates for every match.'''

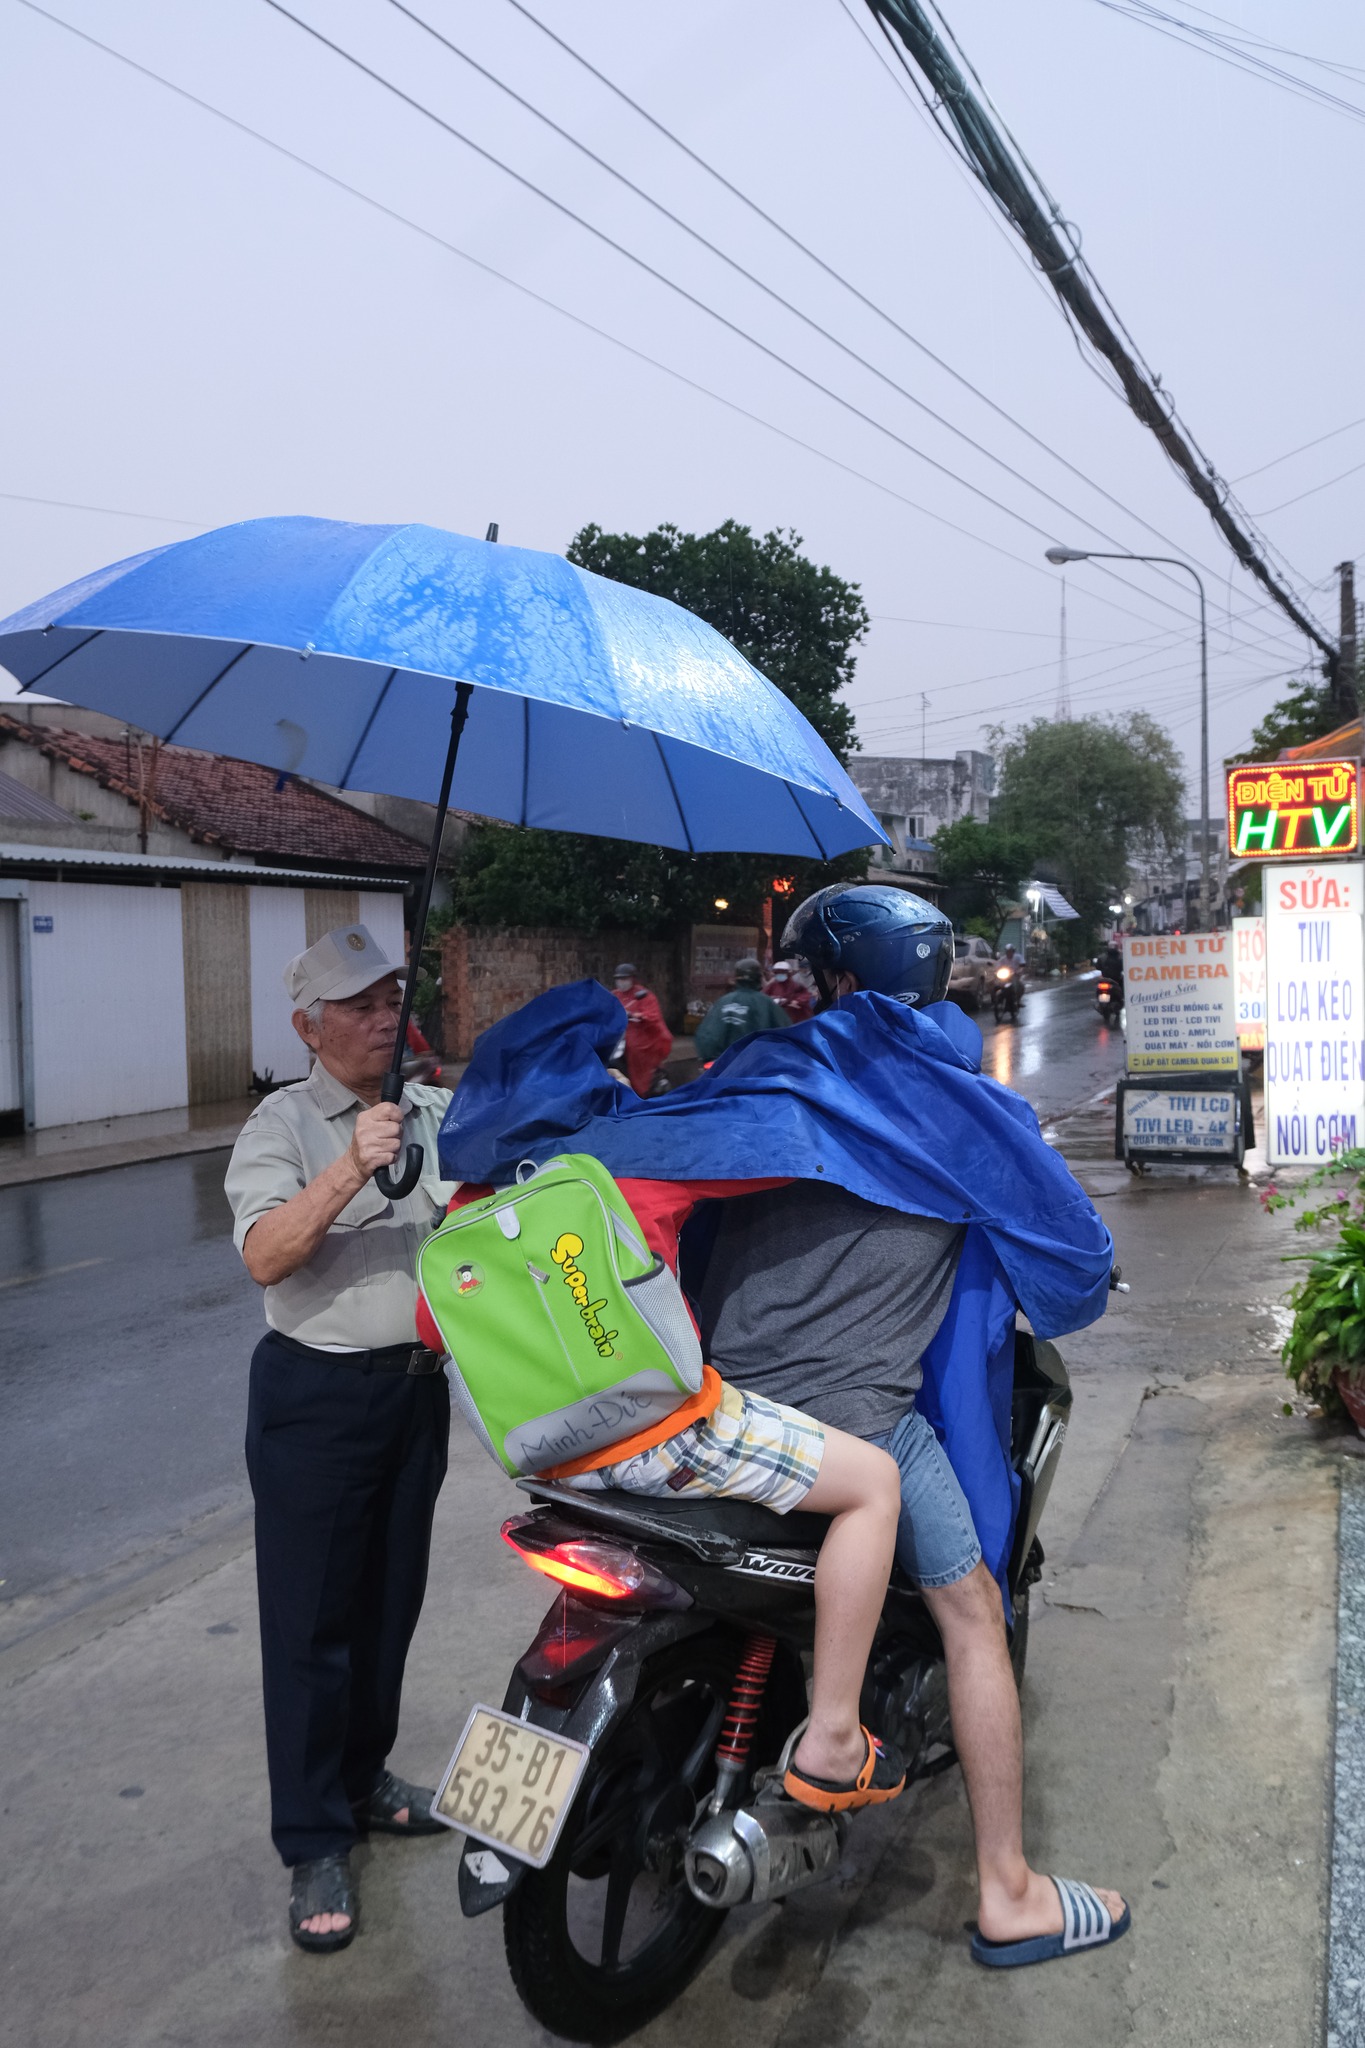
[289,1852,357,1953]
[352,1769,445,1837]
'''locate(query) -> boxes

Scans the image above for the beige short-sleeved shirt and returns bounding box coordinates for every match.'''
[225,1059,458,1350]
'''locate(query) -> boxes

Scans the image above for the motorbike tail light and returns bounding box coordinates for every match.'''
[1098,980,1112,994]
[501,1518,691,1608]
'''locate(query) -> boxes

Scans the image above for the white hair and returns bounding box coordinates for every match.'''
[296,999,325,1026]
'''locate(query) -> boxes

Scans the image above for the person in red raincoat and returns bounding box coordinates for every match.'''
[764,959,815,1024]
[610,963,674,1096]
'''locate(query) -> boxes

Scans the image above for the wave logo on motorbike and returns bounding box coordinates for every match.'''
[551,1231,619,1359]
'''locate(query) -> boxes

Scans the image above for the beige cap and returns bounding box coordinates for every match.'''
[284,925,405,1010]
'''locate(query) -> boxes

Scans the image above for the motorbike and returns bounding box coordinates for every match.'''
[1095,974,1123,1026]
[446,1317,1089,2042]
[990,960,1024,1022]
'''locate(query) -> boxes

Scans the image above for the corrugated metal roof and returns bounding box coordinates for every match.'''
[0,841,406,888]
[0,770,73,825]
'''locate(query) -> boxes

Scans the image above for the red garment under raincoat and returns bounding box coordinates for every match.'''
[615,981,673,1096]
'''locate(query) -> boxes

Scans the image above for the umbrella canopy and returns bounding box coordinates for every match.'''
[0,517,883,860]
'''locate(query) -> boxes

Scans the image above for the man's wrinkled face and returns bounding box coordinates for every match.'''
[293,974,404,1082]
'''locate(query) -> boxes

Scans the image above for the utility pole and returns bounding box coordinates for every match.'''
[1337,561,1359,722]
[1055,577,1071,720]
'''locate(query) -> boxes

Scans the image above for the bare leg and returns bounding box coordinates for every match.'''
[922,1561,1124,1941]
[790,1431,902,1782]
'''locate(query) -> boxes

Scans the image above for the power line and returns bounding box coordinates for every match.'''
[1090,0,1365,128]
[270,0,1221,638]
[862,650,1293,745]
[858,612,1255,722]
[270,1,1301,661]
[1253,454,1365,519]
[501,0,1281,620]
[1233,414,1365,486]
[17,0,1156,627]
[866,0,1338,664]
[1167,0,1365,87]
[18,0,1318,680]
[0,487,200,527]
[871,612,1112,640]
[906,0,1325,614]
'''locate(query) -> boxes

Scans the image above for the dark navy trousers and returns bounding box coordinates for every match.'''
[245,1331,450,1866]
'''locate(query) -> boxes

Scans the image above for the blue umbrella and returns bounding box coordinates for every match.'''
[0,516,884,1192]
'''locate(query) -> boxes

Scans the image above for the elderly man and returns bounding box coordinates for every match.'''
[226,925,455,1953]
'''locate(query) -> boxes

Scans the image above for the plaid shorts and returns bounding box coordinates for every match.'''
[565,1381,826,1515]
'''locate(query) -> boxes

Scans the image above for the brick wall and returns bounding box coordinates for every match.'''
[440,926,686,1060]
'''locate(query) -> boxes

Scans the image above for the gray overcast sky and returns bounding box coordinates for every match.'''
[2,0,1362,807]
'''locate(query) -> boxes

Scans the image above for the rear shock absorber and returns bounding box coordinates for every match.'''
[711,1632,776,1812]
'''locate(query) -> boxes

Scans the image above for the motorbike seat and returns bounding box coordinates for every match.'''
[519,1476,831,1557]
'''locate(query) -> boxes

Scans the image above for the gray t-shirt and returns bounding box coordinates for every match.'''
[697,1181,964,1439]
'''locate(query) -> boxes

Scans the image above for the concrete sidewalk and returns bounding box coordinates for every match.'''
[0,1093,262,1188]
[0,1114,1347,2048]
[0,1044,703,1189]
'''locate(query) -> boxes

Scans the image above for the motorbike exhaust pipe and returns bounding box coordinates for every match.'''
[684,1801,845,1908]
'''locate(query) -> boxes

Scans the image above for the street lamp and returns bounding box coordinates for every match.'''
[1045,544,1210,931]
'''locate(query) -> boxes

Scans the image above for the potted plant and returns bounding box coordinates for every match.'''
[1266,1151,1365,1429]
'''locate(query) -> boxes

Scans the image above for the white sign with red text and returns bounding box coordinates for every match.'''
[1124,929,1237,1074]
[1233,915,1266,1051]
[1264,862,1365,1165]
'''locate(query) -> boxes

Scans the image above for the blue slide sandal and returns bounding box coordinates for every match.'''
[971,1876,1131,1969]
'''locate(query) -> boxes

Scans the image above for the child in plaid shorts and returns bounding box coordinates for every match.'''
[558,1192,908,1815]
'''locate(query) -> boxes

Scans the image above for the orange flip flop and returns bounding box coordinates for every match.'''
[783,1725,907,1813]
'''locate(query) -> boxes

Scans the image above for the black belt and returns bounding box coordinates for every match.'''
[276,1333,444,1377]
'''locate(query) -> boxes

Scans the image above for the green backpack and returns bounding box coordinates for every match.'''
[416,1153,705,1476]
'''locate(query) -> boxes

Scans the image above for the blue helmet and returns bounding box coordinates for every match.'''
[781,884,953,1009]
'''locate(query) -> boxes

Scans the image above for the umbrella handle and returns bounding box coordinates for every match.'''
[376,1143,424,1201]
[375,1067,424,1198]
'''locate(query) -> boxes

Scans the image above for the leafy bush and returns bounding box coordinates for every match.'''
[1264,1150,1365,1414]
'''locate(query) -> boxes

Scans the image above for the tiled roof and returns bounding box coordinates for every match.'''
[0,715,427,868]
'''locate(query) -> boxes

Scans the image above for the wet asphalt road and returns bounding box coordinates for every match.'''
[0,975,1124,1626]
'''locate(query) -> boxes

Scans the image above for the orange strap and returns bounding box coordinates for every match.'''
[543,1365,725,1480]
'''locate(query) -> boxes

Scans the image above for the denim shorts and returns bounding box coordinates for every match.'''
[870,1405,982,1589]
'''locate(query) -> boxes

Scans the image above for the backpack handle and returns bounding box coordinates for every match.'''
[515,1158,540,1184]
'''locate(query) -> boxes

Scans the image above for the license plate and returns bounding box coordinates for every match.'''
[430,1705,591,1870]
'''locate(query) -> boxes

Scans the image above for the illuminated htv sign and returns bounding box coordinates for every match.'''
[1226,758,1359,859]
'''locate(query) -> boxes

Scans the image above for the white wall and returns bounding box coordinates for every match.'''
[0,900,21,1112]
[359,890,406,968]
[27,880,188,1127]
[248,887,309,1086]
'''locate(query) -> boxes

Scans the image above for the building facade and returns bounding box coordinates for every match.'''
[0,707,424,1132]
[846,750,995,893]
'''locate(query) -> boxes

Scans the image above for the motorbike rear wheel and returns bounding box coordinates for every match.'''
[503,1635,792,2044]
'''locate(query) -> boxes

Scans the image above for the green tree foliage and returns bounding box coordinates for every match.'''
[1230,676,1338,764]
[451,522,872,933]
[932,818,1035,939]
[990,713,1184,947]
[567,520,867,761]
[450,828,856,936]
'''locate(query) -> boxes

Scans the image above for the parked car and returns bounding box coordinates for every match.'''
[948,934,995,1010]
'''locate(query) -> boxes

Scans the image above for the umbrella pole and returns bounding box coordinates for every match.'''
[374,681,474,1199]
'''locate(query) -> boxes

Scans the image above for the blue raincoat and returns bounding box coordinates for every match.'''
[438,981,1112,1587]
